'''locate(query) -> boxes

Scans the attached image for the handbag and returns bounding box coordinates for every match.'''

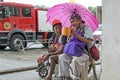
[90,45,100,61]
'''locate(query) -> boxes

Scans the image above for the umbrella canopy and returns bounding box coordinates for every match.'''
[46,2,99,32]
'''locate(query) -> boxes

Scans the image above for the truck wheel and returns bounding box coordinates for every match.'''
[0,46,6,49]
[9,34,26,51]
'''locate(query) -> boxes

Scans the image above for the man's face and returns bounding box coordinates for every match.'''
[53,24,62,33]
[70,18,82,29]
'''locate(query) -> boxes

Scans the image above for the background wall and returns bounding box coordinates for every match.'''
[101,0,120,80]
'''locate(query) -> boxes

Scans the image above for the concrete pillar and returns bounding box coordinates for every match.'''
[101,0,120,80]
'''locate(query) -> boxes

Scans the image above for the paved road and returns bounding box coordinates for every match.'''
[0,58,41,80]
[0,42,46,80]
[0,70,40,80]
[0,43,60,80]
[0,58,61,80]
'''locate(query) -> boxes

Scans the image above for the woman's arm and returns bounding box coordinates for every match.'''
[73,32,91,44]
[71,27,92,44]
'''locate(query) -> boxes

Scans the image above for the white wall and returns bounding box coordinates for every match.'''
[101,0,120,80]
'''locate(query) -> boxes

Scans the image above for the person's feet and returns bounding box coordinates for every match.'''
[44,76,52,80]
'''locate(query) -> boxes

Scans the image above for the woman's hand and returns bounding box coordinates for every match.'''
[71,27,76,35]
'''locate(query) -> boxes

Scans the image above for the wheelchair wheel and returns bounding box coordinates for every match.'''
[88,64,92,74]
[38,60,50,78]
[88,62,101,74]
[38,66,49,78]
[61,77,65,80]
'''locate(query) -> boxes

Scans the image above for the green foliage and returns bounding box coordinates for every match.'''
[88,7,96,16]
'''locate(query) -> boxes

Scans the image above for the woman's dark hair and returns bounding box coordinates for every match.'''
[53,23,61,27]
[70,14,81,20]
[70,13,85,23]
[52,23,61,31]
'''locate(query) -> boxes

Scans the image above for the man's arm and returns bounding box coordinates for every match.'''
[52,45,64,55]
[51,36,68,55]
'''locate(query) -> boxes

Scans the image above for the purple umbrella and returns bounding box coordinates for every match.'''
[46,2,99,32]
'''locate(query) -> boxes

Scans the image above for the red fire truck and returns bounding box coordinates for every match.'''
[0,2,53,50]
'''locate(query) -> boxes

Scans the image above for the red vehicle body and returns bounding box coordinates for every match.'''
[0,2,53,50]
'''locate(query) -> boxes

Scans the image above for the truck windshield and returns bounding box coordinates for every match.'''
[0,5,3,18]
[0,6,9,18]
[0,5,19,18]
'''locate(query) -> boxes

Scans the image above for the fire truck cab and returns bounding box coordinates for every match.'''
[0,2,53,50]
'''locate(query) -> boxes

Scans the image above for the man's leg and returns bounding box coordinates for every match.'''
[44,55,58,80]
[59,54,72,80]
[70,53,89,80]
[70,57,82,80]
